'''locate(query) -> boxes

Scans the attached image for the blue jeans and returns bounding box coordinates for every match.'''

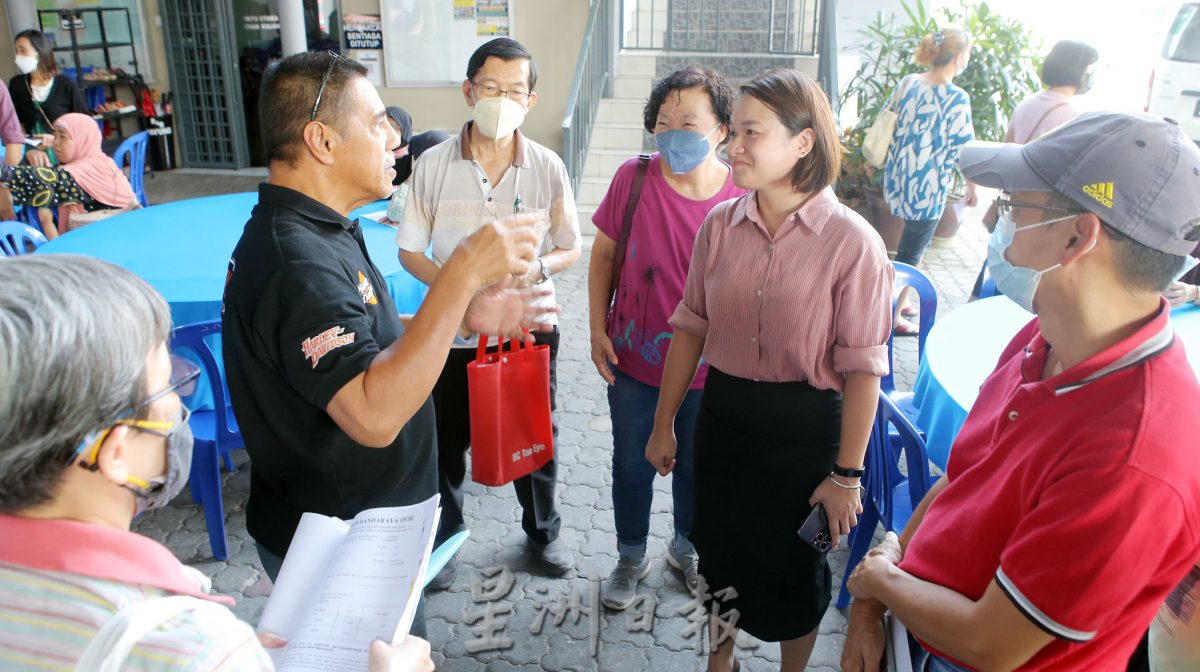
[608,368,702,559]
[896,218,940,266]
[910,634,974,672]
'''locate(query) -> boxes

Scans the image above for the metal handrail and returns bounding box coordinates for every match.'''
[562,0,617,193]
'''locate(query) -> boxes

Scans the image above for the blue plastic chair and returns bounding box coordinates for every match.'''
[0,221,48,256]
[15,204,50,233]
[884,262,937,428]
[170,320,243,561]
[113,131,150,207]
[836,392,936,608]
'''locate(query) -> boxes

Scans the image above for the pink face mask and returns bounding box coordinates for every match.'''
[392,145,410,159]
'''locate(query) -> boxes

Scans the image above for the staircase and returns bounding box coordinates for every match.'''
[570,0,821,236]
[576,52,657,236]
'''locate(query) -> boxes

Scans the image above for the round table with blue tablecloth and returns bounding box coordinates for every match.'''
[913,296,1200,471]
[36,192,427,408]
[36,192,426,322]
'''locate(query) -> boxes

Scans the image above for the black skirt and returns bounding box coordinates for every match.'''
[691,366,842,642]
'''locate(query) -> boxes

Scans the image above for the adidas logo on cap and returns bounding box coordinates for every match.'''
[1082,181,1114,208]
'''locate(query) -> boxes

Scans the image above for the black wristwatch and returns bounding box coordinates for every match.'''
[832,464,866,478]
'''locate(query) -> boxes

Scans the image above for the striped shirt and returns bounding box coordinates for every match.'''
[396,122,581,341]
[0,515,272,671]
[670,188,893,391]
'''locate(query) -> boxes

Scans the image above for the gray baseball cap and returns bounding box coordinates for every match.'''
[959,111,1200,257]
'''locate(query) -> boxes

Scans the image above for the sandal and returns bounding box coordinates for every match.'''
[893,316,920,337]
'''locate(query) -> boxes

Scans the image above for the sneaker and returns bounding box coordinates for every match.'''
[528,537,574,575]
[426,558,456,592]
[601,555,651,610]
[666,543,700,596]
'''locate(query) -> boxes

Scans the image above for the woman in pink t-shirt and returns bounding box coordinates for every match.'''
[587,67,747,611]
[648,69,893,672]
[972,39,1098,299]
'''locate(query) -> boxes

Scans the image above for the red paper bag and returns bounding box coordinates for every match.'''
[467,332,554,486]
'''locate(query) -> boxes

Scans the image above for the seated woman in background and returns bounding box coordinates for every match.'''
[0,112,137,240]
[383,105,449,225]
[8,29,88,168]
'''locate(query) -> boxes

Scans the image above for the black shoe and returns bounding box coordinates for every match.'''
[528,537,574,575]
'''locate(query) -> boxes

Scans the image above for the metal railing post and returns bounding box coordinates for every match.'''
[562,0,616,192]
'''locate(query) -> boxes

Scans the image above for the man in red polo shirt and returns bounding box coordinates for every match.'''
[842,112,1200,672]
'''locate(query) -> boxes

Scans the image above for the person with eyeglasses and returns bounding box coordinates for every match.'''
[0,255,437,671]
[396,37,582,589]
[842,113,1200,672]
[221,50,548,644]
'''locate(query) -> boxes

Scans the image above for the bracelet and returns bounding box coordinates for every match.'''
[828,473,864,491]
[832,463,866,478]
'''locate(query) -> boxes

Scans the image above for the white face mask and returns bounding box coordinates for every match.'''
[471,94,527,140]
[15,55,38,75]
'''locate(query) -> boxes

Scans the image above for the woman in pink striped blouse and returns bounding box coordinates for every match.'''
[646,69,894,672]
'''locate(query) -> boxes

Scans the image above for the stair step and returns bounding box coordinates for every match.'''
[617,52,657,77]
[598,98,647,124]
[614,76,653,100]
[587,124,645,152]
[576,176,621,209]
[583,148,640,179]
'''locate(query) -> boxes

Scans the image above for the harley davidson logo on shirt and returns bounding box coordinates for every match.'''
[302,326,356,369]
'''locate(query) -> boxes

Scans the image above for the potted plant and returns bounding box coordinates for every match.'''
[836,0,1042,248]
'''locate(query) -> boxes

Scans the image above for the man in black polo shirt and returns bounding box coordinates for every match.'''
[221,52,544,637]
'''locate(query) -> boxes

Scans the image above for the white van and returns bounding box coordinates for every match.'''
[1148,3,1200,143]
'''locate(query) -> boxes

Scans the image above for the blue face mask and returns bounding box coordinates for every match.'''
[987,212,1088,313]
[655,125,719,174]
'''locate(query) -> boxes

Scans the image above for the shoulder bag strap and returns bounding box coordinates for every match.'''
[887,75,914,115]
[607,153,653,307]
[1021,102,1071,144]
[25,77,56,132]
[75,595,227,672]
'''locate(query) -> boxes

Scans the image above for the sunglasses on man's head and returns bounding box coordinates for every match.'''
[310,50,350,123]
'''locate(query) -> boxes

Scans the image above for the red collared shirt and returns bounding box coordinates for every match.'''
[901,300,1200,670]
[670,187,893,390]
[0,515,272,670]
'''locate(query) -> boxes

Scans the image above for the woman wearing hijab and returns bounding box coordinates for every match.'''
[0,113,137,239]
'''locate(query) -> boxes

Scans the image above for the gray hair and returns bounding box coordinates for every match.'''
[0,254,171,512]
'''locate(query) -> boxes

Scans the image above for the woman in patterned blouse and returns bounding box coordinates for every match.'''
[883,27,979,333]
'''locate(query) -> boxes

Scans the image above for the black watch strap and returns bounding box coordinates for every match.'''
[833,464,866,478]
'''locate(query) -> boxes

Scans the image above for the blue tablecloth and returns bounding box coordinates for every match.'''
[37,192,427,408]
[913,297,1200,471]
[37,192,425,322]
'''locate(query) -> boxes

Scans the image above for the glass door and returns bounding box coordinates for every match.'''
[232,0,342,165]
